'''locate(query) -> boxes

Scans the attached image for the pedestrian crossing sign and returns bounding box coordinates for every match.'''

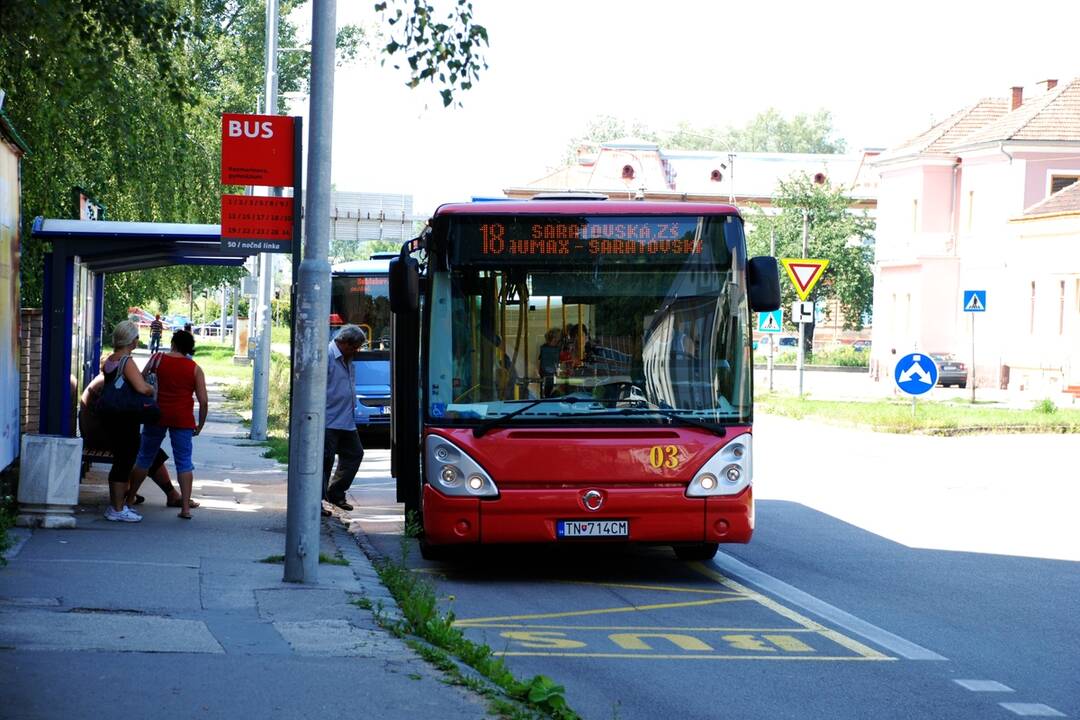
[963,290,986,312]
[758,309,782,333]
[780,258,830,301]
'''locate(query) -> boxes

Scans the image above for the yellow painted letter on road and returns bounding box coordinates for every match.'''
[764,634,815,652]
[609,633,713,651]
[500,631,586,649]
[721,634,776,652]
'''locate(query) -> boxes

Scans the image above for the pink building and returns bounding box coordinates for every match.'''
[870,78,1080,396]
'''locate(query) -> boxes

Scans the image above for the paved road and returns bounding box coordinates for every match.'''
[345,420,1078,719]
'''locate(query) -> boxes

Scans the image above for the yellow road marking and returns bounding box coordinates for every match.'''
[609,633,713,651]
[453,624,819,632]
[495,652,892,661]
[454,596,750,626]
[555,580,742,596]
[687,562,891,660]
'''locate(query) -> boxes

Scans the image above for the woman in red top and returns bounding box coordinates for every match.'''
[126,331,208,519]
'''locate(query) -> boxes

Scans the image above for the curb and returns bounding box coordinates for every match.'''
[328,517,532,718]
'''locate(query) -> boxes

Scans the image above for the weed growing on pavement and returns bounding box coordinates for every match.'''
[352,596,373,611]
[0,509,13,566]
[373,545,579,720]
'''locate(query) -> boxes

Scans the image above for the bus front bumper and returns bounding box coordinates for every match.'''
[421,485,753,546]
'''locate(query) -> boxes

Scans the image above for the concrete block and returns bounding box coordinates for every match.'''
[16,434,83,529]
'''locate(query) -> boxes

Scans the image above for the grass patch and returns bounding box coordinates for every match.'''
[260,552,348,566]
[366,524,578,720]
[756,394,1080,434]
[222,353,292,461]
[754,346,869,367]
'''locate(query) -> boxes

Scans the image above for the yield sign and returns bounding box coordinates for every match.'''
[780,258,830,301]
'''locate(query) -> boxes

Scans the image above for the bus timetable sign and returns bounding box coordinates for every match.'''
[220,113,300,254]
[221,114,295,187]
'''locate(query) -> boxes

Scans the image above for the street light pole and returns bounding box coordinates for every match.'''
[285,0,336,584]
[251,0,280,441]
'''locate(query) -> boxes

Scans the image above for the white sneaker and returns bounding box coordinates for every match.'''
[104,506,142,523]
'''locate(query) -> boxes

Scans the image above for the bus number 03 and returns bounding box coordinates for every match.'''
[648,445,680,469]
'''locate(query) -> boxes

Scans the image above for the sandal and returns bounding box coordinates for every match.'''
[133,494,146,505]
[177,511,193,520]
[167,498,200,509]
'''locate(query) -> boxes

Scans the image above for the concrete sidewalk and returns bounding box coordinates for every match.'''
[0,385,489,719]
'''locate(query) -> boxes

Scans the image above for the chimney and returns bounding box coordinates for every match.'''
[1010,86,1024,111]
[1039,79,1058,92]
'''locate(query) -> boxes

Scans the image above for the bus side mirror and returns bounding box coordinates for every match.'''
[747,256,781,312]
[389,255,420,313]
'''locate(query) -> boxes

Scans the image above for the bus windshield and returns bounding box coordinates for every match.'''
[330,273,392,352]
[426,214,751,426]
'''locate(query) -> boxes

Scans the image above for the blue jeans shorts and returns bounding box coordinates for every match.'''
[136,426,194,474]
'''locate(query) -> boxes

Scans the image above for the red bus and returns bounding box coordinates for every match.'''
[389,199,780,560]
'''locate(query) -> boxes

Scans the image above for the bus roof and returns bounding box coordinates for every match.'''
[331,257,393,274]
[432,200,742,218]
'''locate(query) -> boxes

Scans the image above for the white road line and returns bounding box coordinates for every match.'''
[709,551,947,661]
[954,679,1014,692]
[999,703,1066,717]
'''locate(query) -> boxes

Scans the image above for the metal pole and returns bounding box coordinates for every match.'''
[768,228,775,393]
[970,313,976,403]
[232,283,240,354]
[797,210,808,397]
[285,0,336,584]
[251,0,281,441]
[221,285,228,342]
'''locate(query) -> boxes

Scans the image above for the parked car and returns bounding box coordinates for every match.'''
[929,352,968,388]
[778,336,798,349]
[852,340,871,352]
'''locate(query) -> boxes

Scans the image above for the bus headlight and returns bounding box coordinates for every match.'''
[686,433,751,497]
[425,436,499,498]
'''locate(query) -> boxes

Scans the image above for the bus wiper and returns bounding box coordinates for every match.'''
[472,396,587,438]
[572,408,728,436]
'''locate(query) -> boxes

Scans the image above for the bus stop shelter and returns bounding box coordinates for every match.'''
[31,218,255,436]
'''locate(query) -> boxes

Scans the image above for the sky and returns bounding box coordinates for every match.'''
[285,0,1080,215]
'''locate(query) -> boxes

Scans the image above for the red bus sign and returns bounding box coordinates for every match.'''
[221,194,294,252]
[221,113,295,187]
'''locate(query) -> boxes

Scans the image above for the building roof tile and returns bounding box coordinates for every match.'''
[875,98,1009,162]
[1022,177,1080,217]
[953,77,1080,147]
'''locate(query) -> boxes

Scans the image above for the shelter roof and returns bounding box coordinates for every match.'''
[31,218,253,272]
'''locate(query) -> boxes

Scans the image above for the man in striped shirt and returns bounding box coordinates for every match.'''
[149,314,164,354]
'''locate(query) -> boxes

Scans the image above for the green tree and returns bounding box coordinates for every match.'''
[745,173,874,355]
[562,108,846,166]
[2,0,486,314]
[563,114,659,163]
[725,108,847,154]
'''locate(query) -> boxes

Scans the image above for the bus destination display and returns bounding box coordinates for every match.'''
[449,216,727,265]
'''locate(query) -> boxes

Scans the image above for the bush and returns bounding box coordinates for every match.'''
[1035,398,1058,414]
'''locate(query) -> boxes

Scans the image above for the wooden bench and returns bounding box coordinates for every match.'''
[81,447,114,477]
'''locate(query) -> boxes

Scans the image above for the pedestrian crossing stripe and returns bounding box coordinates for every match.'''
[780,258,830,301]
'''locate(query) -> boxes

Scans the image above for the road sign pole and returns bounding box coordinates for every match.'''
[971,312,976,404]
[797,211,808,398]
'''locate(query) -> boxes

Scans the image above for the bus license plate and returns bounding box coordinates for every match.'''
[557,520,629,538]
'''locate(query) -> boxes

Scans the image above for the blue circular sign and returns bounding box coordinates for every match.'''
[894,353,939,396]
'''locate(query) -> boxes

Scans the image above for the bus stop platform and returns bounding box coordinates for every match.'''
[0,382,489,720]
